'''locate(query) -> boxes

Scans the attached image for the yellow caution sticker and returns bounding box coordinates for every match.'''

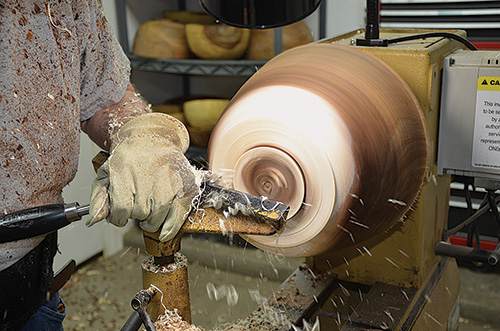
[473,76,500,169]
[478,76,500,92]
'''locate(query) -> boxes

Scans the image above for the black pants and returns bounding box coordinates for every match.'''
[0,233,57,331]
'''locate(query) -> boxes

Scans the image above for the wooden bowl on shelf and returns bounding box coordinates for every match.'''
[245,21,313,60]
[183,98,229,128]
[151,104,187,125]
[187,126,213,148]
[185,23,250,60]
[132,19,190,59]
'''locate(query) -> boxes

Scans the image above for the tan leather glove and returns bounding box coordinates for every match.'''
[87,113,202,242]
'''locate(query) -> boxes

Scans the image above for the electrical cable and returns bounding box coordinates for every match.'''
[486,190,500,241]
[472,225,482,249]
[388,32,478,51]
[444,194,500,240]
[487,190,500,227]
[465,184,475,247]
[465,184,483,249]
[465,183,474,216]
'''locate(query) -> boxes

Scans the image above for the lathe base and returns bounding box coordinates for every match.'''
[141,253,191,323]
[316,257,460,331]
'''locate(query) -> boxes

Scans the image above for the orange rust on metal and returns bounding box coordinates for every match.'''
[140,203,286,327]
[141,194,287,327]
[142,253,191,324]
[143,204,285,257]
[182,206,284,235]
[143,229,183,258]
[91,151,109,172]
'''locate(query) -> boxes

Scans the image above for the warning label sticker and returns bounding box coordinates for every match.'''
[478,77,500,92]
[472,76,500,169]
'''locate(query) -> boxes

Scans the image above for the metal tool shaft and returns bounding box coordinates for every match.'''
[131,287,157,331]
[436,241,499,266]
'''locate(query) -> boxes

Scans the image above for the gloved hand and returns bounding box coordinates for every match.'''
[87,113,202,242]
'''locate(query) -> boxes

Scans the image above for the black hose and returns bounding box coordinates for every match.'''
[464,183,481,248]
[464,183,474,216]
[444,195,500,240]
[388,32,478,50]
[487,191,500,227]
[121,311,143,331]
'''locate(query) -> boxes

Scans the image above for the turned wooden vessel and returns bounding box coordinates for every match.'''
[208,44,428,257]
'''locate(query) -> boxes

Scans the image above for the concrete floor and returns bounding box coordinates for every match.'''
[59,228,500,330]
[60,248,282,330]
[60,230,301,330]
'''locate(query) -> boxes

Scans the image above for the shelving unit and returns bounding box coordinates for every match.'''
[114,0,326,77]
[115,0,267,78]
[128,55,266,76]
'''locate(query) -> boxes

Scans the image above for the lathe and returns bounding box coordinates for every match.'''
[131,18,499,330]
[195,0,498,329]
[204,30,460,330]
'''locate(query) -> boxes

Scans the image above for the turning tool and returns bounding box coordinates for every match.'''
[0,183,286,244]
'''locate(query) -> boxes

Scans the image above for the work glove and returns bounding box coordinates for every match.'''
[87,113,202,242]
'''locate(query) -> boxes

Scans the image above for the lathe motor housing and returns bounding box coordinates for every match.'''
[438,50,500,185]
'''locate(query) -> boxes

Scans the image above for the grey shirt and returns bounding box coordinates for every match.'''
[0,0,130,270]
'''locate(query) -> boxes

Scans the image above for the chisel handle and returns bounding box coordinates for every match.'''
[0,203,89,243]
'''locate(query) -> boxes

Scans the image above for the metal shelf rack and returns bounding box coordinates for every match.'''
[115,0,326,77]
[128,55,267,77]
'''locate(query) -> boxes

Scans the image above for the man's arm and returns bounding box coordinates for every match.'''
[84,83,202,242]
[81,83,149,151]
